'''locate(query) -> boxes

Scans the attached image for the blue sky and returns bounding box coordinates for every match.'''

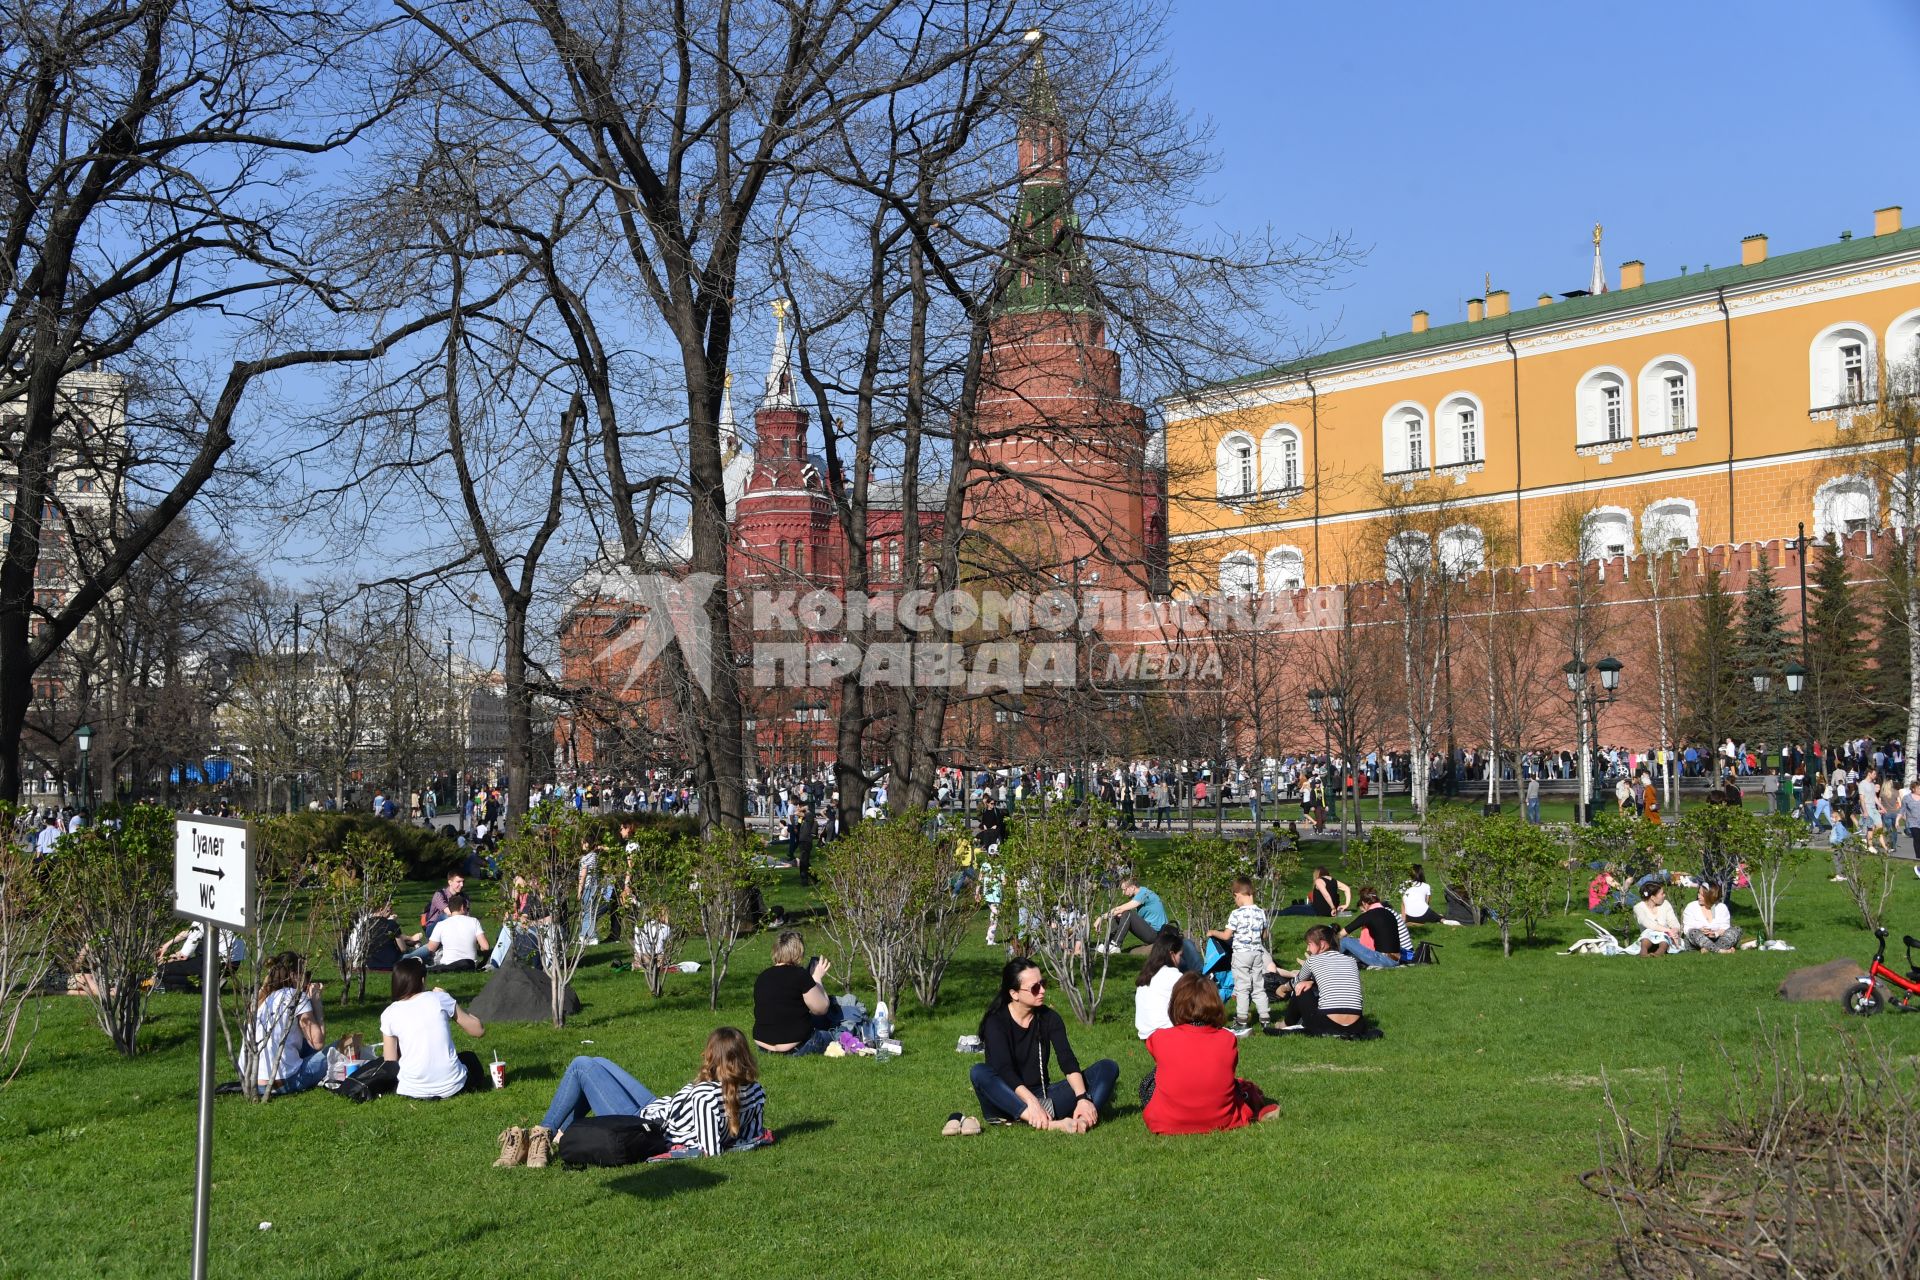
[1162,0,1920,353]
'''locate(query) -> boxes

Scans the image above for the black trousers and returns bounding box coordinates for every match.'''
[1105,911,1159,950]
[1285,984,1360,1037]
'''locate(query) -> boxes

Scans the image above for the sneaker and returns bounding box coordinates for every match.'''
[494,1126,527,1168]
[1230,1021,1252,1038]
[524,1125,553,1169]
[1256,1103,1282,1123]
[1830,875,1849,882]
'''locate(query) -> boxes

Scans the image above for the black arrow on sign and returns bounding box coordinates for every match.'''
[193,866,226,879]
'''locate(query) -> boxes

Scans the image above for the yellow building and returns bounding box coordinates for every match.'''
[1162,206,1920,592]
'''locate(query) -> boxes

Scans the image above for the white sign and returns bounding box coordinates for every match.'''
[173,816,253,931]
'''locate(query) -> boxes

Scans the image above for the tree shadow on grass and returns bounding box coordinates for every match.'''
[770,1117,834,1139]
[605,1162,726,1199]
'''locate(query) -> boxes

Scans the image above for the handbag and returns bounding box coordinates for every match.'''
[556,1116,670,1167]
[336,1058,400,1103]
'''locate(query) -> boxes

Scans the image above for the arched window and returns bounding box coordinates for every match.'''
[1641,499,1699,551]
[1384,530,1430,582]
[1263,545,1306,591]
[1888,309,1920,396]
[1219,551,1258,596]
[1810,323,1877,411]
[1637,356,1697,437]
[1437,525,1485,576]
[1382,403,1428,475]
[1580,507,1634,560]
[1435,394,1483,466]
[1576,368,1632,446]
[1814,475,1876,543]
[1260,425,1303,491]
[1216,432,1257,499]
[1892,469,1920,534]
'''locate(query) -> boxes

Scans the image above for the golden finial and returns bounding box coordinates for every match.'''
[1593,222,1603,247]
[771,298,789,323]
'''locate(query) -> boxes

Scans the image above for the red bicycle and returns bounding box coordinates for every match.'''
[1842,927,1920,1016]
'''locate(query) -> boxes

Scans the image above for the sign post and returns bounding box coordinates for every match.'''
[173,815,252,1280]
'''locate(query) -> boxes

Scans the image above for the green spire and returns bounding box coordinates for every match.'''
[996,32,1093,315]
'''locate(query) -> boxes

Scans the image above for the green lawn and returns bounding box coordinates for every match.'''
[3,855,1914,1279]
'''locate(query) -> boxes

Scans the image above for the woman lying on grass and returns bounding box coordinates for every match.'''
[968,958,1118,1133]
[496,1027,767,1168]
[1141,973,1279,1135]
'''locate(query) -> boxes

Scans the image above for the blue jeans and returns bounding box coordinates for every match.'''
[1339,937,1400,969]
[1524,798,1540,824]
[969,1058,1119,1123]
[541,1056,657,1132]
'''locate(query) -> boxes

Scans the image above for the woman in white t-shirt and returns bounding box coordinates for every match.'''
[246,952,328,1094]
[1133,929,1187,1040]
[379,957,487,1099]
[1399,865,1443,924]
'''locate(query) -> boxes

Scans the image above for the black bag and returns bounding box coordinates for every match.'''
[337,1058,400,1103]
[555,1116,670,1167]
[1412,941,1440,966]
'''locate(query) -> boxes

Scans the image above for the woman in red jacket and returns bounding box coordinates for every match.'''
[1142,973,1279,1135]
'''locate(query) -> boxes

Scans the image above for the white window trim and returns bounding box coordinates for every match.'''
[1639,498,1700,552]
[1809,321,1879,417]
[1262,544,1307,592]
[1580,505,1635,561]
[1813,474,1877,544]
[1384,530,1431,582]
[1574,366,1633,450]
[1887,308,1920,394]
[1260,424,1305,493]
[1434,391,1486,468]
[1437,524,1486,577]
[1215,431,1257,501]
[1635,354,1698,442]
[1381,401,1429,477]
[1219,551,1258,596]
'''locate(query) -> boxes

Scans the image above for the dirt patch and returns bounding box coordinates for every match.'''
[1275,1063,1384,1075]
[1533,1067,1664,1089]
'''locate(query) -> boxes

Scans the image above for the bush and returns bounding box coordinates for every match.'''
[612,826,694,998]
[1425,810,1561,957]
[312,831,405,1002]
[685,826,770,1011]
[0,807,54,1084]
[1152,834,1242,942]
[1000,805,1131,1025]
[495,802,601,1027]
[1342,828,1416,906]
[46,804,178,1056]
[244,811,467,880]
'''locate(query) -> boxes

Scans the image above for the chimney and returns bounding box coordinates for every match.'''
[1411,310,1429,334]
[1486,289,1510,318]
[1466,297,1485,322]
[1619,260,1645,290]
[1537,292,1553,307]
[1876,206,1904,236]
[1741,234,1768,266]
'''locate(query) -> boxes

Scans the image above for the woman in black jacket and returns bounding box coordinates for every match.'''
[967,958,1118,1132]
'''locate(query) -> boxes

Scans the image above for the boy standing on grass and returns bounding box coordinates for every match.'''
[1209,876,1271,1034]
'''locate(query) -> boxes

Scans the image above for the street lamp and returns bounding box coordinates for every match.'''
[1784,660,1808,694]
[1563,655,1622,822]
[75,723,92,810]
[1305,684,1350,844]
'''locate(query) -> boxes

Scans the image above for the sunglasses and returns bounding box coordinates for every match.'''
[1023,982,1046,996]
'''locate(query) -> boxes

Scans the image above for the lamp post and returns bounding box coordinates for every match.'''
[1784,659,1810,812]
[1563,655,1623,822]
[1306,685,1349,846]
[75,723,92,810]
[1793,522,1817,785]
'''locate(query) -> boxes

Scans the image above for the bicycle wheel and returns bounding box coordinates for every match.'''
[1842,980,1885,1017]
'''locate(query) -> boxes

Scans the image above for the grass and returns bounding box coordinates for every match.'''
[2,851,1915,1279]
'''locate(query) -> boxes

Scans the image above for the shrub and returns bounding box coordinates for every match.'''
[1425,810,1561,957]
[999,805,1131,1025]
[1152,834,1242,942]
[613,826,693,998]
[685,826,770,1011]
[1342,828,1416,907]
[46,804,178,1056]
[494,802,601,1027]
[312,830,405,1002]
[0,807,54,1084]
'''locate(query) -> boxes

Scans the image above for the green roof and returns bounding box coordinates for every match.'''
[1201,224,1920,393]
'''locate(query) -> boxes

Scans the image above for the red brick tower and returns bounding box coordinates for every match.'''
[731,301,839,584]
[965,34,1159,593]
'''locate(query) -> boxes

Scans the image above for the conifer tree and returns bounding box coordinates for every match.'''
[1678,565,1742,753]
[1867,562,1913,743]
[1735,553,1791,749]
[1804,544,1868,752]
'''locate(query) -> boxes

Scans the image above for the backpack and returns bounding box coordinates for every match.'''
[336,1058,400,1103]
[555,1116,670,1167]
[1412,941,1440,966]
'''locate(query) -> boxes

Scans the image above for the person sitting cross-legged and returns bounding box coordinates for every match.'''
[1141,973,1279,1135]
[1268,925,1365,1036]
[498,1027,767,1168]
[968,958,1118,1133]
[1632,882,1685,956]
[416,893,488,972]
[1338,889,1412,968]
[1681,884,1743,953]
[379,957,488,1100]
[752,931,840,1056]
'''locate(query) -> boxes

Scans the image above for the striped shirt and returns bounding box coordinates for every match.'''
[1297,950,1364,1015]
[638,1080,768,1156]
